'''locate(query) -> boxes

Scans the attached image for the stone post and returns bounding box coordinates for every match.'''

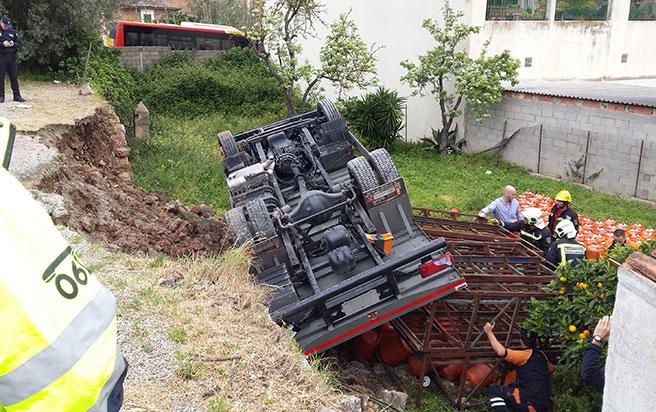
[134,101,150,140]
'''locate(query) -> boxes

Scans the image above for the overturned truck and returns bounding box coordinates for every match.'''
[218,100,466,355]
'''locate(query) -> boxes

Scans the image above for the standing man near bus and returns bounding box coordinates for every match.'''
[0,15,24,103]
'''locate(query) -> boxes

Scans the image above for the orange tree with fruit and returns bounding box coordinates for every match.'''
[524,239,656,366]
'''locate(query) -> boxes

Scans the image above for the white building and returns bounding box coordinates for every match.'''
[299,0,656,139]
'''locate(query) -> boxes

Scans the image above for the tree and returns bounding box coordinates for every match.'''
[249,0,378,116]
[188,0,252,29]
[0,0,119,72]
[401,1,520,151]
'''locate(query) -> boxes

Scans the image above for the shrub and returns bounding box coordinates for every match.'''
[524,239,656,366]
[341,87,405,150]
[134,48,286,118]
[85,45,138,126]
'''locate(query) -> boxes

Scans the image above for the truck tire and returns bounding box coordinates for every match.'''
[317,99,341,122]
[218,130,239,158]
[347,156,380,194]
[247,198,276,241]
[225,206,251,246]
[369,148,400,183]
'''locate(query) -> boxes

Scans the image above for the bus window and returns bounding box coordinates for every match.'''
[140,31,154,46]
[125,30,139,46]
[223,38,236,50]
[154,33,168,47]
[170,33,195,49]
[197,33,222,50]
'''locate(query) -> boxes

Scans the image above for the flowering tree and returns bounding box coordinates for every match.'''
[249,1,378,116]
[401,1,520,151]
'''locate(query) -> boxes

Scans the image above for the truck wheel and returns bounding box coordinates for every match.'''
[317,99,341,122]
[217,130,239,158]
[347,156,380,194]
[369,148,400,183]
[247,198,276,241]
[224,206,252,246]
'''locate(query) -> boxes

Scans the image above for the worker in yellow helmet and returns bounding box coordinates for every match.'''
[548,190,579,236]
[0,118,127,411]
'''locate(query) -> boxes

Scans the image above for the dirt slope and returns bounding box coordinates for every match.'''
[35,107,229,256]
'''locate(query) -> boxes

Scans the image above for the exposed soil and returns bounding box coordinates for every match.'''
[1,80,104,132]
[36,107,229,256]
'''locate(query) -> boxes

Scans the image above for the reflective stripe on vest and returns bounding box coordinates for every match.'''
[0,118,14,170]
[0,118,123,411]
[557,243,586,265]
[520,229,541,241]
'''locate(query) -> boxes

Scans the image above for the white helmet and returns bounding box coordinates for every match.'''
[555,219,577,239]
[523,208,546,229]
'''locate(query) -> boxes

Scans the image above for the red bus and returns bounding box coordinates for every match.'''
[109,21,248,50]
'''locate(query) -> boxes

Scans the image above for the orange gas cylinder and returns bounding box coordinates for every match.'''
[466,363,495,386]
[351,329,380,361]
[407,354,424,377]
[378,334,413,366]
[376,322,397,340]
[503,370,517,385]
[438,362,464,381]
[586,246,603,260]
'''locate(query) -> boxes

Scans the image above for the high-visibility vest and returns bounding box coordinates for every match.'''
[0,118,125,411]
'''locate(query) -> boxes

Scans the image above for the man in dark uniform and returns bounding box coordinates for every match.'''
[548,190,578,235]
[484,322,552,412]
[520,207,552,253]
[545,219,586,267]
[0,15,24,103]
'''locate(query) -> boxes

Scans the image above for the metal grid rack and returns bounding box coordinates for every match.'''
[392,208,562,408]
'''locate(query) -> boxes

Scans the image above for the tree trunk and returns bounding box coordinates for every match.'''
[285,88,297,117]
[440,119,453,152]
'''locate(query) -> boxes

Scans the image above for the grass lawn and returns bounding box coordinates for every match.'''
[130,117,656,229]
[393,144,656,228]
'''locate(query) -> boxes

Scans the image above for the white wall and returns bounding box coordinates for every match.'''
[603,262,656,411]
[298,0,472,140]
[469,0,656,80]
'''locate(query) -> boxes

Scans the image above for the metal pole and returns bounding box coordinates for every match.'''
[634,140,645,198]
[537,124,543,174]
[582,131,591,185]
[404,103,408,142]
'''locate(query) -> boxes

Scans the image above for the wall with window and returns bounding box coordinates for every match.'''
[470,0,656,79]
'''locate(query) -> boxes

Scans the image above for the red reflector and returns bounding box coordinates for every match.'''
[419,252,454,278]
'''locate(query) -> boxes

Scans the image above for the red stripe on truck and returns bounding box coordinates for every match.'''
[303,278,467,355]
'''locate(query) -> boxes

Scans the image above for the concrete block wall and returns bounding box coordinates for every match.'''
[603,256,656,411]
[466,93,656,201]
[118,47,224,70]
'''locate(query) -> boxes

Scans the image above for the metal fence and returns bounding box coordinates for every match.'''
[630,0,656,19]
[486,0,548,20]
[554,0,609,20]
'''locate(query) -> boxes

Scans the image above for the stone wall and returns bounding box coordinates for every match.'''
[465,93,656,201]
[603,253,656,411]
[118,47,224,71]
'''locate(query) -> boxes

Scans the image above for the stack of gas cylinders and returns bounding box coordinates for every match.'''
[348,322,500,386]
[516,192,655,259]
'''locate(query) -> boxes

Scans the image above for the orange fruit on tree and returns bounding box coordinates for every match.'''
[579,333,586,340]
[560,276,567,283]
[568,325,577,333]
[597,282,603,289]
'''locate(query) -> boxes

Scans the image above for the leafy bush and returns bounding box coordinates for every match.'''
[524,240,656,366]
[421,126,465,153]
[341,87,405,150]
[551,365,603,412]
[5,0,117,72]
[85,45,137,126]
[134,48,286,118]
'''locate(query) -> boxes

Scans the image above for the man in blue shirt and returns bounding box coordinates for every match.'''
[479,185,525,231]
[581,315,611,391]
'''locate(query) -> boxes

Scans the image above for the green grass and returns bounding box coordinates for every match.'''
[130,116,656,228]
[393,144,656,228]
[129,113,281,210]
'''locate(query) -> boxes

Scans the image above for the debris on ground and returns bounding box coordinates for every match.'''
[34,107,229,256]
[8,134,59,186]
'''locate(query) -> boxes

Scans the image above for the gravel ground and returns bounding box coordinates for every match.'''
[1,80,103,131]
[9,133,60,187]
